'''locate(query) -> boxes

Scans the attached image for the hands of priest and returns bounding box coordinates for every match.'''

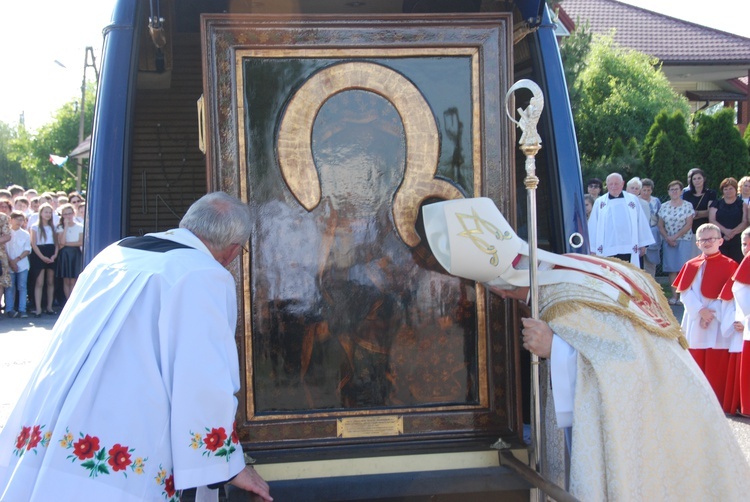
[228,466,273,501]
[733,321,744,333]
[520,318,553,359]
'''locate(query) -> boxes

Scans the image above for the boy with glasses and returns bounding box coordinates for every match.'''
[674,223,737,406]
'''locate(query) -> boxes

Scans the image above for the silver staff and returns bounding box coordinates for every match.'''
[505,79,544,500]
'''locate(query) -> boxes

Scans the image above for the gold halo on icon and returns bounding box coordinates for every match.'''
[277,61,463,247]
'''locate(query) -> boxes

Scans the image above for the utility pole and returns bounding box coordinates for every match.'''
[77,47,99,193]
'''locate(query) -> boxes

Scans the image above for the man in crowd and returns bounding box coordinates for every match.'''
[423,197,750,501]
[0,192,272,502]
[588,172,654,266]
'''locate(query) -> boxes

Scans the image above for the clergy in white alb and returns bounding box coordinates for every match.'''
[588,173,654,265]
[423,197,750,501]
[0,193,272,502]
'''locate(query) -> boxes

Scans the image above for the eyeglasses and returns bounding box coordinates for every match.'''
[62,212,74,217]
[696,237,720,244]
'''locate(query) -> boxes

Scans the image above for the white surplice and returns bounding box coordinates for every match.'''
[588,192,654,265]
[0,229,245,501]
[680,265,727,349]
[732,281,750,344]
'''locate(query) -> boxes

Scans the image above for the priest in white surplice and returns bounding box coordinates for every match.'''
[423,197,750,501]
[0,193,272,502]
[588,172,654,265]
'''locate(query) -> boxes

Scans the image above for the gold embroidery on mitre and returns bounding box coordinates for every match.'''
[455,208,512,267]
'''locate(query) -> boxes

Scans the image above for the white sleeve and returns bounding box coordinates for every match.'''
[550,334,577,429]
[163,266,246,490]
[734,283,750,321]
[680,279,704,316]
[720,300,737,338]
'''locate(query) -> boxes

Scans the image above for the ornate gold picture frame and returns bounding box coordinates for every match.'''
[201,14,518,455]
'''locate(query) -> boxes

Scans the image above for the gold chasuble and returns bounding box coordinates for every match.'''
[538,258,750,501]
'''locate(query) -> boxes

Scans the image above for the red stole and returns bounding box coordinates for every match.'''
[724,253,750,300]
[561,254,674,329]
[732,253,750,286]
[673,252,738,299]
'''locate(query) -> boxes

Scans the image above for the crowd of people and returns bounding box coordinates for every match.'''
[584,169,750,298]
[0,184,85,319]
[584,170,750,418]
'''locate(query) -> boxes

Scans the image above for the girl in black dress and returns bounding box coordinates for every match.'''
[30,203,58,316]
[56,203,84,299]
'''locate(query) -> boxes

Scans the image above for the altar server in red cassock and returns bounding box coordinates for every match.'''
[718,271,743,415]
[674,223,738,404]
[729,228,750,416]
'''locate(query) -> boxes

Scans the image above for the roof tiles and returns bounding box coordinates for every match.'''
[559,0,750,64]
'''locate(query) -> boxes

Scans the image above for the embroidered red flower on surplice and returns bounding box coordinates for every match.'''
[15,426,31,450]
[107,443,133,472]
[27,425,43,450]
[231,421,239,444]
[190,424,237,461]
[203,427,228,452]
[165,474,176,497]
[73,434,101,460]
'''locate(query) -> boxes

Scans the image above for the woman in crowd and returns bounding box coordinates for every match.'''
[0,199,12,313]
[683,168,717,256]
[740,176,750,205]
[659,180,695,305]
[75,201,86,224]
[55,203,84,299]
[30,203,58,317]
[641,178,662,278]
[584,194,594,220]
[709,177,746,263]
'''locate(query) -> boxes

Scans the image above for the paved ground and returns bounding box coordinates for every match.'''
[0,314,57,432]
[2,307,750,467]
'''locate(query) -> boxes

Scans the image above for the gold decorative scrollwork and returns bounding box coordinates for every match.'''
[455,208,512,267]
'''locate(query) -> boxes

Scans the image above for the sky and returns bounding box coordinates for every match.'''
[0,0,747,131]
[0,0,117,130]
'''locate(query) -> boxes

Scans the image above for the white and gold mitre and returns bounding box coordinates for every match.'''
[423,197,527,285]
[422,197,686,344]
[422,197,634,292]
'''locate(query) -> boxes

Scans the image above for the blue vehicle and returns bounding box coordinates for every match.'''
[87,0,584,499]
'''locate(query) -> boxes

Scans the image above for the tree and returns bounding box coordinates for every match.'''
[9,84,95,193]
[744,125,750,165]
[584,137,643,184]
[558,18,592,115]
[0,121,26,188]
[572,35,690,169]
[641,111,693,196]
[693,108,750,186]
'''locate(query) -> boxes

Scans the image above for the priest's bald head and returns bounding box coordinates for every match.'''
[605,173,624,197]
